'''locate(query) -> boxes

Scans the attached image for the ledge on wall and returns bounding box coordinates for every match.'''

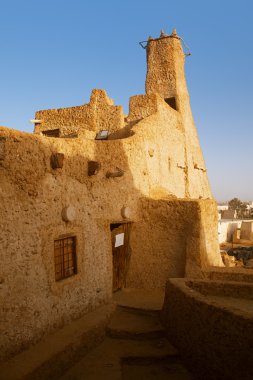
[0,303,115,380]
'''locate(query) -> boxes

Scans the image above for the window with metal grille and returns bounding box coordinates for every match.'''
[54,236,77,281]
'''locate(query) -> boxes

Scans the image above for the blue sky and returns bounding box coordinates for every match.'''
[0,0,252,201]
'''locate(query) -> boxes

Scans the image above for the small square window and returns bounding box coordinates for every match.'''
[54,236,77,281]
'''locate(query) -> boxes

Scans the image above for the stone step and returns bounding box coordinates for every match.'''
[106,306,164,340]
[122,356,194,380]
[113,288,164,311]
[60,337,179,380]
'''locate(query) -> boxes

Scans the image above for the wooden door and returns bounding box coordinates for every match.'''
[111,223,131,292]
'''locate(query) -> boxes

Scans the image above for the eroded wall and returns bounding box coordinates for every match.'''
[162,278,253,380]
[0,95,221,359]
[0,129,114,359]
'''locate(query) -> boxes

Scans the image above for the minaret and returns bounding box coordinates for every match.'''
[145,28,187,112]
[145,29,212,199]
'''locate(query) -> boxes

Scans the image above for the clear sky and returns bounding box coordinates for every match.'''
[0,0,252,202]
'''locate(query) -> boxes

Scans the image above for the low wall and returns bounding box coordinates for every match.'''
[162,277,253,380]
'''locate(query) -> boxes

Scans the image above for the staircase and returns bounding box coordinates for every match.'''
[60,290,193,380]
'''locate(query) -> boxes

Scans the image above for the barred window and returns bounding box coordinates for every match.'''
[54,236,77,281]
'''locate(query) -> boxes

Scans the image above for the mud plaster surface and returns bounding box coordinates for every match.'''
[0,31,223,361]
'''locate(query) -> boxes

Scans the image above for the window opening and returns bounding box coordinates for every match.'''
[54,236,77,281]
[42,129,60,137]
[164,97,177,110]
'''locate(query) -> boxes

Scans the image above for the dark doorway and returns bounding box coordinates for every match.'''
[110,222,132,292]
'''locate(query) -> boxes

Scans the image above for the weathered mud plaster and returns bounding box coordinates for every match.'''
[162,278,253,380]
[0,29,223,360]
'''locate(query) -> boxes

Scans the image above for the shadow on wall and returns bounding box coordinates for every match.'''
[91,132,192,288]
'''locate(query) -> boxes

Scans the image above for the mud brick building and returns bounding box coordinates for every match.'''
[0,29,223,361]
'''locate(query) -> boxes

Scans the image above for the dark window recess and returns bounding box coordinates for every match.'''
[110,223,122,231]
[54,236,77,281]
[42,129,60,137]
[88,161,101,176]
[165,97,177,110]
[50,153,64,169]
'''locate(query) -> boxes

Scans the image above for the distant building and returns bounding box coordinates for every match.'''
[217,204,228,211]
[221,209,237,219]
[218,220,242,243]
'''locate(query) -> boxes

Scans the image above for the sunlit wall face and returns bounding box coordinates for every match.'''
[0,0,252,201]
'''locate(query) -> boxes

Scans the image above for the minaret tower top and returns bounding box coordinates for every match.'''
[145,28,187,108]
